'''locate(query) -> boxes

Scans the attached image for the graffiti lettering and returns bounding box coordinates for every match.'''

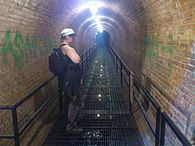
[0,30,56,68]
[14,31,25,67]
[144,33,174,72]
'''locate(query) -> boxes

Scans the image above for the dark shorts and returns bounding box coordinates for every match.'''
[63,75,80,96]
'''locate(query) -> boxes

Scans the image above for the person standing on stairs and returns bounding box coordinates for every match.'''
[59,28,83,134]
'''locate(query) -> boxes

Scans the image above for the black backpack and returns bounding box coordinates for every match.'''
[49,45,66,76]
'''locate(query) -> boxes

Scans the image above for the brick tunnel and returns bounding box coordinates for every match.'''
[0,0,194,146]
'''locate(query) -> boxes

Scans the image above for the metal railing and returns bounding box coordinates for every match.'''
[0,44,96,146]
[107,44,191,146]
[160,112,191,146]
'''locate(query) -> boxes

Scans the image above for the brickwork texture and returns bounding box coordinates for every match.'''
[0,0,60,146]
[0,0,194,145]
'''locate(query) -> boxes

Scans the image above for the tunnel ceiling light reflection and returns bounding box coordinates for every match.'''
[95,16,103,33]
[89,2,103,33]
[90,2,98,15]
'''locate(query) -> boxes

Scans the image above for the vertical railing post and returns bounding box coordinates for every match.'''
[85,51,88,69]
[89,48,90,64]
[87,50,89,69]
[86,50,88,70]
[58,76,63,113]
[115,54,117,69]
[120,61,122,86]
[81,55,84,71]
[155,107,161,146]
[12,107,20,146]
[128,71,132,112]
[116,56,118,74]
[160,113,166,145]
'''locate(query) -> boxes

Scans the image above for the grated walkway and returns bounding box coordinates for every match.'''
[43,46,143,146]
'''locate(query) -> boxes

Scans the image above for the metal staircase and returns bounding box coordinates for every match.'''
[43,46,143,146]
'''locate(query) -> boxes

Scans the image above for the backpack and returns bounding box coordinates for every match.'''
[49,46,66,76]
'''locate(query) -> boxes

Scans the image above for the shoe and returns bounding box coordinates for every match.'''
[66,127,83,134]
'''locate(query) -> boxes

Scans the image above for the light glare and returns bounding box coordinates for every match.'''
[90,2,98,15]
[89,2,103,33]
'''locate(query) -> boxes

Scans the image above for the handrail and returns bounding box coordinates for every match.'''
[81,43,97,56]
[107,44,161,145]
[133,92,156,136]
[109,45,134,75]
[0,44,96,109]
[0,135,15,139]
[134,78,160,109]
[160,112,191,146]
[0,44,96,146]
[15,76,56,108]
[18,89,59,135]
[80,43,96,71]
[109,45,159,109]
[106,43,191,146]
[0,105,13,110]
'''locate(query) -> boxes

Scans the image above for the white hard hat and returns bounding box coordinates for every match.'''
[60,28,77,37]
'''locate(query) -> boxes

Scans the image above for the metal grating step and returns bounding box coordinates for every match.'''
[78,114,137,129]
[81,101,129,111]
[81,95,128,102]
[83,76,119,82]
[81,110,130,115]
[81,87,123,95]
[87,66,115,71]
[83,79,120,86]
[83,74,116,79]
[43,128,141,146]
[43,47,143,146]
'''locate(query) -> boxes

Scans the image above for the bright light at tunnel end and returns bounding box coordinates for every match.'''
[89,2,103,33]
[97,23,103,33]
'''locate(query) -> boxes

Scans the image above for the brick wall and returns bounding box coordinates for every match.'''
[103,0,194,144]
[0,0,194,145]
[0,0,60,145]
[129,0,195,143]
[41,0,195,144]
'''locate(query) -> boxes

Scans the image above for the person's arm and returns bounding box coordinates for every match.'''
[65,46,81,64]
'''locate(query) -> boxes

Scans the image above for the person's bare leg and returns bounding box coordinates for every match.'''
[66,94,83,134]
[66,95,79,129]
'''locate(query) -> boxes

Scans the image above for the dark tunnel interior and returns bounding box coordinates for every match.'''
[0,0,194,146]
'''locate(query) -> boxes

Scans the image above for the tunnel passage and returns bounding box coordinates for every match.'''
[0,0,194,146]
[95,31,111,47]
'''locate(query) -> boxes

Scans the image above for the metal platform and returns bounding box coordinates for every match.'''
[43,47,143,146]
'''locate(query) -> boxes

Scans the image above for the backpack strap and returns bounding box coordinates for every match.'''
[54,43,66,57]
[59,43,67,49]
[57,43,68,55]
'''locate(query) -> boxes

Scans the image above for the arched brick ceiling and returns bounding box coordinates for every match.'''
[0,0,194,143]
[47,0,143,53]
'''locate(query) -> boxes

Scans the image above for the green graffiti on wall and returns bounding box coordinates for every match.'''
[14,31,25,67]
[0,30,56,68]
[144,33,159,65]
[32,36,38,57]
[24,34,32,62]
[144,33,174,72]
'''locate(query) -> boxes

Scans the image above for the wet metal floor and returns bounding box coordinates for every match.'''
[43,46,143,146]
